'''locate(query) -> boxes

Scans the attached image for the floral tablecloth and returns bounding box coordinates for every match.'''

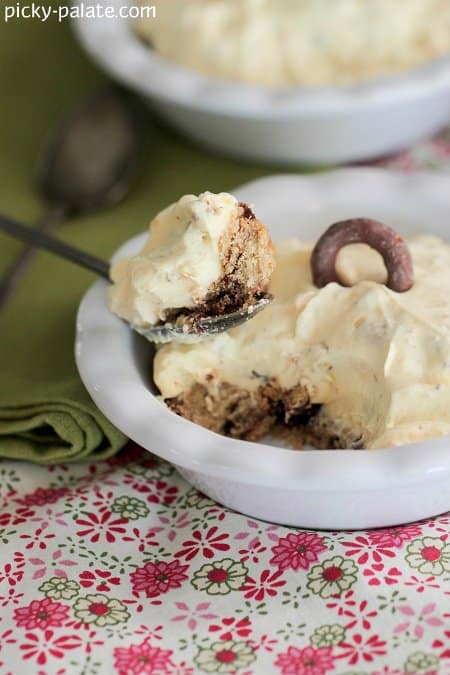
[0,445,449,675]
[1,135,450,675]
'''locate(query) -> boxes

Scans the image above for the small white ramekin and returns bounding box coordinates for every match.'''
[72,0,450,165]
[75,169,450,529]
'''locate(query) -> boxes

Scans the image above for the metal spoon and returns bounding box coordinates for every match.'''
[0,214,272,344]
[0,86,142,309]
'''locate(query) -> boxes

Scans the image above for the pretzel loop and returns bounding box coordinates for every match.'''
[311,218,414,292]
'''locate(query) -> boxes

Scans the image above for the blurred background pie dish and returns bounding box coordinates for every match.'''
[73,0,450,164]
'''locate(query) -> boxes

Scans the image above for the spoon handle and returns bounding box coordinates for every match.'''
[0,204,67,310]
[0,213,110,281]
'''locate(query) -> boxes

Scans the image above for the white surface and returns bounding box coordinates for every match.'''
[75,170,450,529]
[72,0,450,164]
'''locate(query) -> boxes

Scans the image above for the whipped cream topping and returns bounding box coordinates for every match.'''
[135,0,450,87]
[155,235,450,449]
[109,192,243,327]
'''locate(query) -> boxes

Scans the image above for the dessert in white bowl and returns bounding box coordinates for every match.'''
[155,218,450,450]
[135,0,450,87]
[109,187,450,451]
[109,192,275,329]
[75,171,450,528]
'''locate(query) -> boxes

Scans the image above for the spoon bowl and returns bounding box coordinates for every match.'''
[0,213,272,343]
[132,293,272,344]
[38,87,142,212]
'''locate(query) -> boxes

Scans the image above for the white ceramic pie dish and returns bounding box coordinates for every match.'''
[71,0,450,165]
[75,169,450,529]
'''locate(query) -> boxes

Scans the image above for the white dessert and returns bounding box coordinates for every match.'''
[155,235,450,449]
[109,192,275,328]
[134,0,450,87]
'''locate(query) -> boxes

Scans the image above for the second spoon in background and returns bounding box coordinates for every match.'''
[0,86,142,309]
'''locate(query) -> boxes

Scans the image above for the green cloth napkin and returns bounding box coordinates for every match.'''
[0,5,309,463]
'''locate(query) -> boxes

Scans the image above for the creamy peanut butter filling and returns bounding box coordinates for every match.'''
[155,235,450,449]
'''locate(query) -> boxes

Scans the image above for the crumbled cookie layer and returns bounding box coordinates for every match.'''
[165,379,329,444]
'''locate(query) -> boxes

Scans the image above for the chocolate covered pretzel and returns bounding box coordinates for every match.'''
[311,218,414,292]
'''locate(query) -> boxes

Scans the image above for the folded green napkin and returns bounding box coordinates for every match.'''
[0,9,290,463]
[0,401,126,463]
[0,238,128,461]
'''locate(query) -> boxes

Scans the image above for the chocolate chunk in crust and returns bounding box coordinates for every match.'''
[238,201,256,220]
